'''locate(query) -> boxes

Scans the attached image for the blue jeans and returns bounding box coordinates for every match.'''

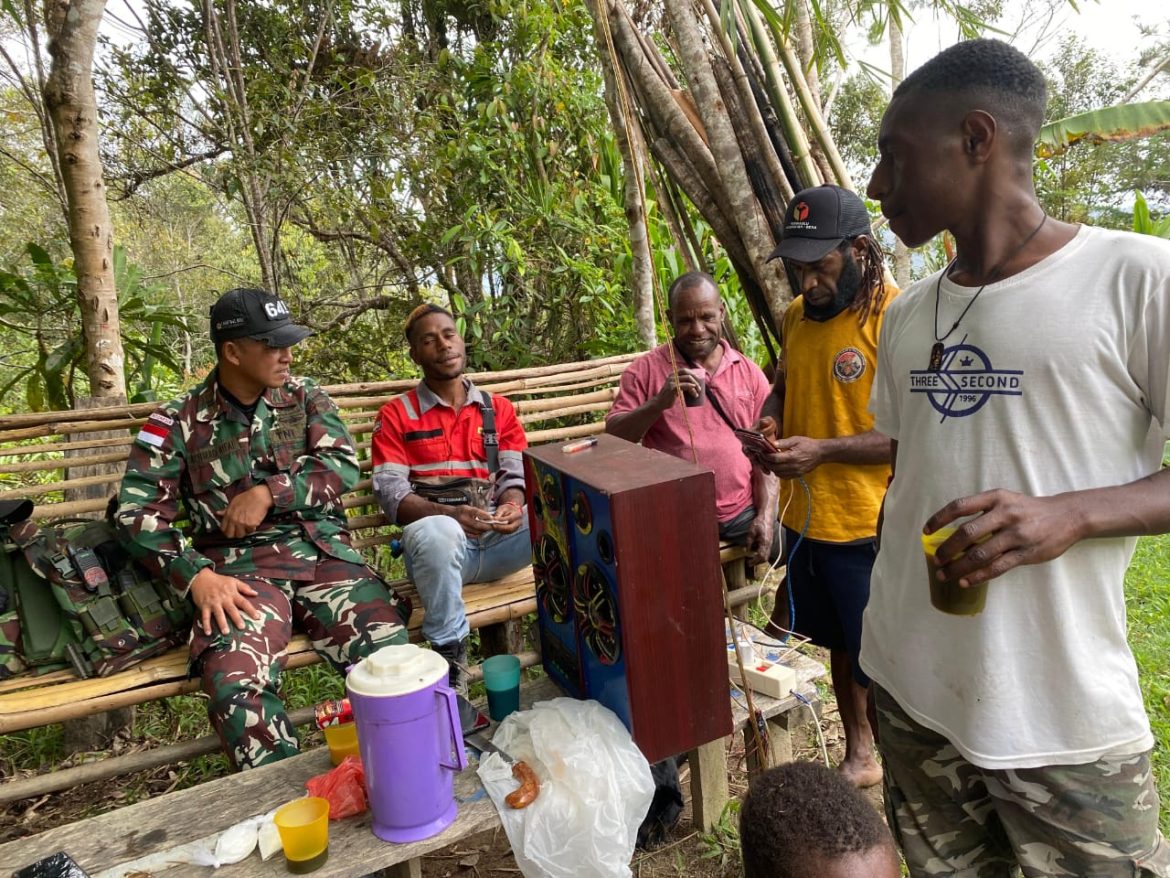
[402,512,532,645]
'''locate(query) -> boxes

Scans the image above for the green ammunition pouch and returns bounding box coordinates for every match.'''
[0,501,193,680]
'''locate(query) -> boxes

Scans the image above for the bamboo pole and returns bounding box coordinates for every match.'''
[0,450,130,474]
[525,421,606,444]
[774,33,854,190]
[0,355,640,430]
[0,651,546,803]
[650,137,753,271]
[697,0,790,208]
[0,436,132,458]
[0,471,120,500]
[0,365,632,460]
[589,0,657,350]
[28,497,108,519]
[607,0,729,216]
[738,0,821,189]
[736,18,798,200]
[710,57,788,238]
[514,388,616,414]
[0,707,313,805]
[518,401,614,424]
[663,0,786,318]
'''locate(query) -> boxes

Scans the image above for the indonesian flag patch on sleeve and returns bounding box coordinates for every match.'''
[136,412,173,448]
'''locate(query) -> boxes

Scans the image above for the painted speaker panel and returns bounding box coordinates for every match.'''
[525,434,732,763]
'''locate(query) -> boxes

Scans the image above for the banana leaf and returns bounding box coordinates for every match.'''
[1037,100,1170,159]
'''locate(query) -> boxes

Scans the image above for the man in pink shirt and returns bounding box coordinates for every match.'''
[606,272,778,564]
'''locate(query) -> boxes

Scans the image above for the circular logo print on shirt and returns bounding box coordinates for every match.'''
[832,347,866,383]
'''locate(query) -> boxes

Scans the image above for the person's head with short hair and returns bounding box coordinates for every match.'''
[740,761,900,878]
[404,303,465,383]
[867,39,1048,249]
[209,287,313,399]
[666,272,724,364]
[767,184,889,324]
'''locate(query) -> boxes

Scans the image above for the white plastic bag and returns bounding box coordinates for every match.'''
[477,697,654,878]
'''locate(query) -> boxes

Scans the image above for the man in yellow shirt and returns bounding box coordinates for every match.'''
[749,184,895,788]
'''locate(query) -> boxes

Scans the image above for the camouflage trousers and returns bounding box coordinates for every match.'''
[875,686,1170,877]
[191,557,408,771]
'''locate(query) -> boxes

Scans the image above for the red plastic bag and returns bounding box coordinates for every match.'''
[306,755,367,819]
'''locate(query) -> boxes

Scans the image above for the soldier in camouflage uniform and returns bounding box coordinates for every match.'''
[862,40,1170,876]
[117,288,407,770]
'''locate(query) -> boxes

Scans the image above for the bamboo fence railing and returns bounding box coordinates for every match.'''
[0,354,639,524]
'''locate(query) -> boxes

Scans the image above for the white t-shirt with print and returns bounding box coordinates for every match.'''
[862,224,1170,769]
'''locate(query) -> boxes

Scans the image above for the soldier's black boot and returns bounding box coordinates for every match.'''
[432,637,469,698]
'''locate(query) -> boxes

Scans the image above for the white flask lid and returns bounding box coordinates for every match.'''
[347,643,448,698]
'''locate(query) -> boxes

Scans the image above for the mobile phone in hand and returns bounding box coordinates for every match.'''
[734,428,778,456]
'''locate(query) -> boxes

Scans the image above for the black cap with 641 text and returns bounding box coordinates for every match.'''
[209,288,313,347]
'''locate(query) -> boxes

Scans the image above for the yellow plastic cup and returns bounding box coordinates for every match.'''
[921,526,989,617]
[274,796,330,873]
[322,721,360,766]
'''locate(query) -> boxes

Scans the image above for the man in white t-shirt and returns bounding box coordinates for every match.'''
[864,38,1170,876]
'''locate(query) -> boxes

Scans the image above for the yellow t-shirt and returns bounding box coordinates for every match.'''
[780,287,897,542]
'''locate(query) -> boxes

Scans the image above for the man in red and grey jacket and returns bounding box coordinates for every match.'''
[371,305,530,693]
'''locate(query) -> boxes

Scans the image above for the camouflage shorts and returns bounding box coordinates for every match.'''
[875,686,1170,877]
[193,557,408,770]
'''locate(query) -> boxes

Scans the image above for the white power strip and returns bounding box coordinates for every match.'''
[728,655,797,699]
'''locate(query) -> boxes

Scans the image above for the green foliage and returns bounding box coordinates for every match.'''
[1124,533,1170,835]
[830,72,887,183]
[1133,191,1170,238]
[96,0,644,384]
[698,798,742,868]
[0,243,192,410]
[1037,36,1170,228]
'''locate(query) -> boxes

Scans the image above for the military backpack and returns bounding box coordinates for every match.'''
[0,499,193,680]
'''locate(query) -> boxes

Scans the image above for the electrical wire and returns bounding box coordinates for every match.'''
[791,689,830,768]
[768,475,811,640]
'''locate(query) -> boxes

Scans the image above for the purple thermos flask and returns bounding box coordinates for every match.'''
[347,644,468,842]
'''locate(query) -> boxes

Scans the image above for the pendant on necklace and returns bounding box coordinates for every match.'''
[928,342,944,372]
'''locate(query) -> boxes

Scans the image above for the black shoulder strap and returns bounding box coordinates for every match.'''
[480,391,500,474]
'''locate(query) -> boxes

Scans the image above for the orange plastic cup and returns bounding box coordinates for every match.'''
[921,526,989,617]
[274,796,330,873]
[322,721,360,766]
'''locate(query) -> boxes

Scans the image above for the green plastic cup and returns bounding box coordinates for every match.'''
[482,654,521,721]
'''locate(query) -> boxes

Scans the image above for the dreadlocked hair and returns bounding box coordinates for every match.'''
[847,235,889,326]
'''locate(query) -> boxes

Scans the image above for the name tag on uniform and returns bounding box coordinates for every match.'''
[189,437,245,466]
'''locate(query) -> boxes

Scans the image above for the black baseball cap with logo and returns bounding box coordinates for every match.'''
[767,184,873,264]
[209,288,314,348]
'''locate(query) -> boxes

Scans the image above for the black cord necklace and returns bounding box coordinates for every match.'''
[929,213,1048,371]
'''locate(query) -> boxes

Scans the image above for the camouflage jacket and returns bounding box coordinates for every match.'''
[116,371,364,595]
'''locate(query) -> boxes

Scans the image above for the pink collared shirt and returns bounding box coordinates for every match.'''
[607,340,770,521]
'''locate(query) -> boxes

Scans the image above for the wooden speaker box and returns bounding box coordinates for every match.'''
[524,433,732,763]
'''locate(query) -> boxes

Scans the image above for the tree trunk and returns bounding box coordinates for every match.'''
[792,0,821,111]
[589,0,655,349]
[888,17,912,288]
[42,0,125,399]
[663,0,789,328]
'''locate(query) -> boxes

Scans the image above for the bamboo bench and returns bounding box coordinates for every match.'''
[0,353,769,739]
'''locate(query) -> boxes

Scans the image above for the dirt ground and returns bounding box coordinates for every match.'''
[1,647,875,877]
